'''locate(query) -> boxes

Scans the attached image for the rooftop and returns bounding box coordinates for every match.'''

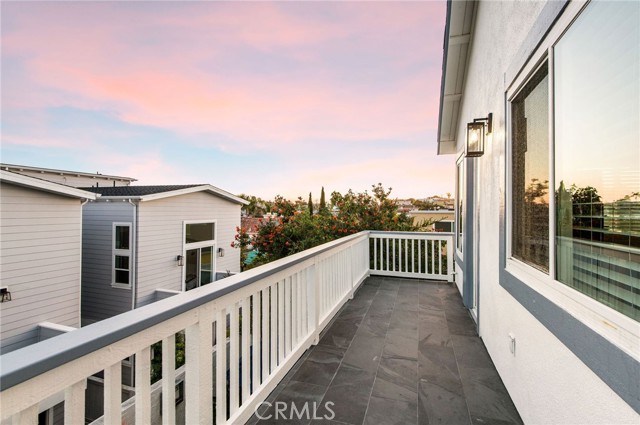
[249,276,521,425]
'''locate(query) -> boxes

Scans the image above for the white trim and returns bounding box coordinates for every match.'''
[112,222,132,289]
[455,155,465,258]
[504,0,637,353]
[0,163,136,183]
[96,185,248,205]
[0,170,98,200]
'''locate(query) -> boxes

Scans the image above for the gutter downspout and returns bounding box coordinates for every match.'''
[128,199,138,311]
[79,199,90,327]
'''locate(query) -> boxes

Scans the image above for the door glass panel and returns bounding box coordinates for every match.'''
[185,249,198,291]
[200,247,213,285]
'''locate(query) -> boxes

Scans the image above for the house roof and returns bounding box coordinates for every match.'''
[0,170,98,200]
[436,0,477,155]
[0,163,136,183]
[81,184,249,205]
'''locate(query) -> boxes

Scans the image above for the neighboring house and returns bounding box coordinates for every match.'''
[0,170,98,354]
[0,163,136,188]
[79,185,248,324]
[407,209,454,231]
[437,1,639,423]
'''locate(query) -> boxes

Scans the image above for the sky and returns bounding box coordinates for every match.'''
[1,1,453,200]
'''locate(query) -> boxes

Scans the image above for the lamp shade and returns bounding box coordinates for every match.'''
[466,121,485,157]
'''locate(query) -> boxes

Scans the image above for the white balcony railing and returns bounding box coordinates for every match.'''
[0,231,453,425]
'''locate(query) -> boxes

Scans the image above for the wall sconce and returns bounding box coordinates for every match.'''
[466,113,492,157]
[1,286,11,302]
[218,248,225,258]
[176,255,184,266]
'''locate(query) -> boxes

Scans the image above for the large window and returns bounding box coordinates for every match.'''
[509,1,639,321]
[113,223,131,288]
[553,1,639,320]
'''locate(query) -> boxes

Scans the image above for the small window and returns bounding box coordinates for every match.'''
[185,222,215,244]
[113,223,131,287]
[511,63,550,273]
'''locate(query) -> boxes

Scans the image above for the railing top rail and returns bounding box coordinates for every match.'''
[369,230,454,237]
[0,231,371,392]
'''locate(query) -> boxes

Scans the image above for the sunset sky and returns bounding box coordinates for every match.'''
[1,1,452,200]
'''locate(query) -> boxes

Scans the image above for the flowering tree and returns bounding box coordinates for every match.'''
[233,184,416,270]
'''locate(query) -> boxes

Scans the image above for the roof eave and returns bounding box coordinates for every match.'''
[0,170,99,200]
[436,0,477,156]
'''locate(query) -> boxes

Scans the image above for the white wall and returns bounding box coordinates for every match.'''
[0,183,82,353]
[5,169,132,188]
[136,191,242,307]
[456,1,638,423]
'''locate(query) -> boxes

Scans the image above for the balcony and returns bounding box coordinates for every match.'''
[0,231,519,424]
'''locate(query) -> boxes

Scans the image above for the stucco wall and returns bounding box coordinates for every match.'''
[455,1,638,423]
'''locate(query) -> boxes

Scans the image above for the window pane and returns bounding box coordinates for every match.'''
[457,161,464,252]
[200,246,213,285]
[511,63,549,272]
[115,269,129,284]
[555,1,639,321]
[115,255,129,270]
[115,225,130,250]
[185,223,215,244]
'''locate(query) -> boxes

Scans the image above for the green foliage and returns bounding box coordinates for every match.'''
[233,184,417,268]
[308,192,313,215]
[239,194,271,217]
[319,187,326,212]
[150,332,186,384]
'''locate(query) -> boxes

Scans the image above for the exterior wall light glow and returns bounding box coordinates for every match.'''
[465,113,492,157]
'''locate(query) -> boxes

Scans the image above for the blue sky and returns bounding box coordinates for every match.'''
[1,1,453,200]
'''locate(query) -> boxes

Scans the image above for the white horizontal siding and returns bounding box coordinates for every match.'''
[81,201,133,323]
[136,191,241,307]
[0,183,83,354]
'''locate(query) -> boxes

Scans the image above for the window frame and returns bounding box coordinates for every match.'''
[112,222,132,289]
[504,0,638,344]
[455,154,465,258]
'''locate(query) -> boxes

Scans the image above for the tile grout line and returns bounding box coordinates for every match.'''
[360,279,399,425]
[307,279,380,425]
[443,287,474,425]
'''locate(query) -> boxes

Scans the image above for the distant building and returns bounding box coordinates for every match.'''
[0,163,135,187]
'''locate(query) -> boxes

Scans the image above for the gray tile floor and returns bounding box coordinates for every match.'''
[248,277,522,425]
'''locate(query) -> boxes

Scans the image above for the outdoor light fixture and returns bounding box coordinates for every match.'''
[218,248,225,258]
[465,113,492,157]
[176,255,184,266]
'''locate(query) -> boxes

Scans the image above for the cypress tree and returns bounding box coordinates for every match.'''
[308,192,313,215]
[320,187,326,211]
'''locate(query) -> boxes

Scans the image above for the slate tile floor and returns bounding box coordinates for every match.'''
[248,277,522,425]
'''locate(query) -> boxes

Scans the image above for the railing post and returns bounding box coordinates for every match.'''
[447,234,454,282]
[309,258,320,346]
[186,307,214,425]
[12,404,38,425]
[162,334,176,425]
[135,347,151,425]
[348,245,355,299]
[64,380,86,425]
[104,361,122,425]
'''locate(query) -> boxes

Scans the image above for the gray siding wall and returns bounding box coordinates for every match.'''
[81,201,134,322]
[0,183,82,354]
[6,170,131,188]
[136,192,241,307]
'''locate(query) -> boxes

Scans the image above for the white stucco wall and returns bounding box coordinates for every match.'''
[455,1,638,423]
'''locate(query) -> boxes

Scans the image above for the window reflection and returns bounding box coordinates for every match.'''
[555,1,639,320]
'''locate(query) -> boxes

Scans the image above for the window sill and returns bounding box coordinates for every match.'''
[111,283,132,290]
[505,258,639,357]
